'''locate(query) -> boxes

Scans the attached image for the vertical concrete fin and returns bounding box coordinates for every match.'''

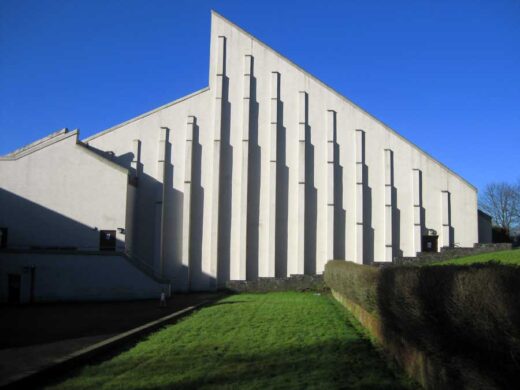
[208,35,226,286]
[295,91,307,275]
[131,139,141,168]
[182,116,196,289]
[263,71,280,277]
[384,149,393,262]
[326,110,336,261]
[233,54,253,281]
[157,128,168,166]
[412,169,423,255]
[441,190,452,248]
[355,129,365,263]
[157,126,170,277]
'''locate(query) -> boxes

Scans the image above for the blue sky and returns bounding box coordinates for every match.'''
[1,0,519,193]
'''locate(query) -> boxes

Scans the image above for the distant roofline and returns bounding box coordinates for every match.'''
[478,209,492,220]
[210,10,476,192]
[83,87,210,143]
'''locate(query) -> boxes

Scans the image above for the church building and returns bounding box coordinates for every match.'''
[0,12,477,301]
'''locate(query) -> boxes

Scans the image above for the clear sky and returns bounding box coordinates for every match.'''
[1,0,519,193]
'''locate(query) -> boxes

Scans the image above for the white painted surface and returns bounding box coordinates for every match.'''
[0,131,128,251]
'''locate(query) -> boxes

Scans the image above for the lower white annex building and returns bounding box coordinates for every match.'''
[0,12,477,302]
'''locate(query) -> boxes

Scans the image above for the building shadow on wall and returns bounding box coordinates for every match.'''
[217,75,233,287]
[447,194,455,247]
[246,69,260,281]
[304,103,317,274]
[275,98,289,278]
[387,155,402,259]
[86,146,160,270]
[0,188,126,251]
[391,186,403,258]
[189,123,205,290]
[333,123,346,260]
[362,160,374,265]
[246,69,262,280]
[162,130,186,287]
[87,143,210,291]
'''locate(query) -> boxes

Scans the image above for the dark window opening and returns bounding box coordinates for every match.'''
[422,235,438,253]
[8,274,21,304]
[0,227,7,248]
[99,230,116,251]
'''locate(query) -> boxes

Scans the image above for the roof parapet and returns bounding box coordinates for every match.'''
[3,128,69,157]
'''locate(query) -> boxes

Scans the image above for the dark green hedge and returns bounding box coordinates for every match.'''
[324,260,520,389]
[324,260,379,313]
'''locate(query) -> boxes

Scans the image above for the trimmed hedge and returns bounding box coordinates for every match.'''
[324,260,520,389]
[324,261,379,313]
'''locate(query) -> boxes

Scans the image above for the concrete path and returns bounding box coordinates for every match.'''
[0,293,219,387]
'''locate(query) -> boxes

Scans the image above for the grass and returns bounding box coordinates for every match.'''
[49,292,413,389]
[429,249,520,266]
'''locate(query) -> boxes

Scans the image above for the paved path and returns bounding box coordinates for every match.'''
[0,294,217,387]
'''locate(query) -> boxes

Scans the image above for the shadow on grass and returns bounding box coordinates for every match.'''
[67,339,409,390]
[48,293,414,389]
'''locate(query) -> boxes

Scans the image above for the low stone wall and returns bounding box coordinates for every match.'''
[225,274,326,293]
[395,243,512,265]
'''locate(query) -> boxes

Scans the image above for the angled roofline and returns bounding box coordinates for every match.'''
[1,128,69,158]
[83,86,210,143]
[211,10,476,192]
[0,129,128,173]
[0,130,77,160]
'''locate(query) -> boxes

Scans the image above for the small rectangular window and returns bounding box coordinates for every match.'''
[99,230,116,251]
[0,227,7,248]
[8,273,21,304]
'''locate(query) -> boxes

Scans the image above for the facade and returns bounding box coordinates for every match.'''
[0,12,478,299]
[478,210,493,243]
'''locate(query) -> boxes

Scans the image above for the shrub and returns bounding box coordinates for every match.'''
[324,261,379,313]
[324,260,520,389]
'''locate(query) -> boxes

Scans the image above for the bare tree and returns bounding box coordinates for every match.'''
[479,181,520,234]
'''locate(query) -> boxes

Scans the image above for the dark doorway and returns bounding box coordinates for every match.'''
[422,235,438,253]
[8,274,21,304]
[99,230,116,251]
[0,227,7,248]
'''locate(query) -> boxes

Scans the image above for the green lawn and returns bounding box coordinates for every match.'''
[50,292,413,389]
[430,249,520,266]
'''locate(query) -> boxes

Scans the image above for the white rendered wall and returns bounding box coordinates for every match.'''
[85,89,212,291]
[205,12,478,276]
[0,131,129,251]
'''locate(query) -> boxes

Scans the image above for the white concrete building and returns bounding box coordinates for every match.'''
[0,12,477,300]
